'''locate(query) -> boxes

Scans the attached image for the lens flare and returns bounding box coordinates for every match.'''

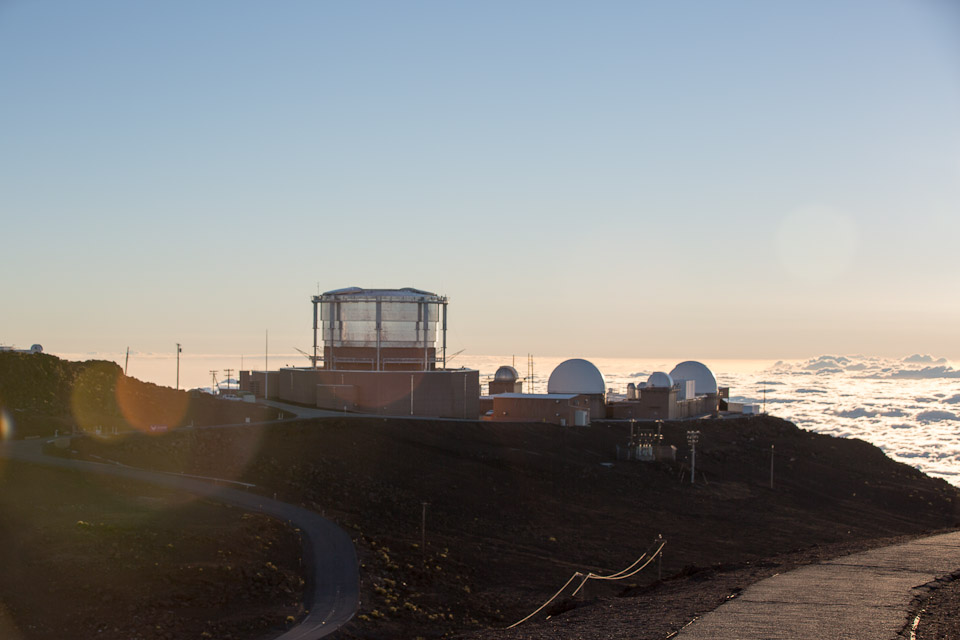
[0,409,13,441]
[115,375,189,434]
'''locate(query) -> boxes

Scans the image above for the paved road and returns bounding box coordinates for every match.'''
[675,530,960,639]
[0,438,359,640]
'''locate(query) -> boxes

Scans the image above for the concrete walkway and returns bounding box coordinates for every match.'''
[675,531,960,639]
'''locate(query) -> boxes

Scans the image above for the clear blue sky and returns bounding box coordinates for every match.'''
[1,1,958,360]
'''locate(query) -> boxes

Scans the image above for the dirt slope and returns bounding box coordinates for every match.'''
[70,414,960,639]
[0,460,304,640]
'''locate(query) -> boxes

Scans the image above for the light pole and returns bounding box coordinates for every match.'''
[176,343,182,390]
[686,430,700,484]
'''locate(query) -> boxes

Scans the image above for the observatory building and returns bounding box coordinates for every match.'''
[241,287,479,419]
[488,366,522,395]
[484,358,607,426]
[313,287,449,371]
[607,360,724,420]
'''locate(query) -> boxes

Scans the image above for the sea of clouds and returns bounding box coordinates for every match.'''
[702,355,960,485]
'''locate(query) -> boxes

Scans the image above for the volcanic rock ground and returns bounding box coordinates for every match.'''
[68,414,960,639]
[0,460,305,640]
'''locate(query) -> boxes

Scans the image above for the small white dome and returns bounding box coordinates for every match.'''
[669,360,718,395]
[30,344,43,353]
[646,372,674,388]
[494,365,519,382]
[547,358,606,395]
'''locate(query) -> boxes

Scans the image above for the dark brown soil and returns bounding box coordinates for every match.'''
[0,460,305,640]
[69,414,960,639]
[913,573,960,640]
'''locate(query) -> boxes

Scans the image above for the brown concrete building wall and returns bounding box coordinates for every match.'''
[607,391,719,420]
[479,397,494,415]
[277,368,479,419]
[488,380,523,395]
[239,371,281,400]
[316,385,358,412]
[487,395,591,425]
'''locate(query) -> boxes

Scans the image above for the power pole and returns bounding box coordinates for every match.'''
[687,430,700,484]
[176,343,182,389]
[224,368,234,391]
[210,370,218,394]
[421,502,430,559]
[770,444,775,490]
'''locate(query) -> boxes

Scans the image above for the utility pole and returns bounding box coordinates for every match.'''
[770,444,775,489]
[265,330,269,399]
[124,347,130,376]
[176,343,182,390]
[224,368,234,391]
[210,370,218,394]
[421,502,430,559]
[687,430,700,484]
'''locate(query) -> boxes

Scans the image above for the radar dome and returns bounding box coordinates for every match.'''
[30,344,43,353]
[668,361,718,395]
[646,372,674,388]
[494,365,519,382]
[547,359,606,395]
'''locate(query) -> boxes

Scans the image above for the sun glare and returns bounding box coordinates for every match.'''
[0,409,11,441]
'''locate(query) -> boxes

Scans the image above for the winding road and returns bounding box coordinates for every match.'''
[0,436,359,639]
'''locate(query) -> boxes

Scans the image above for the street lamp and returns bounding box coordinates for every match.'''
[686,430,700,484]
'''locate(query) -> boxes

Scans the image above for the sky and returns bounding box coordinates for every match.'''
[1,1,958,362]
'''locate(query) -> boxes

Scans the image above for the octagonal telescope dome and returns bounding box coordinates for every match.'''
[669,361,718,395]
[547,359,606,395]
[494,365,519,382]
[646,371,674,388]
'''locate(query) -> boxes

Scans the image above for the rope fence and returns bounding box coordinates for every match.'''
[507,535,667,629]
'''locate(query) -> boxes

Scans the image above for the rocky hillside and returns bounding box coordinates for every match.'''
[69,414,960,639]
[0,352,285,438]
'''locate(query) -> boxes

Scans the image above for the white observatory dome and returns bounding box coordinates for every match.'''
[669,361,718,395]
[646,371,674,388]
[494,365,519,382]
[547,359,606,395]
